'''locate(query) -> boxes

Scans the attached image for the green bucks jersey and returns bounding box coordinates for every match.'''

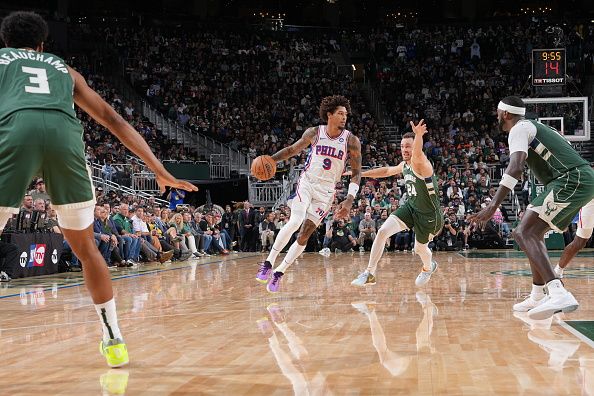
[509,119,589,185]
[0,48,75,122]
[402,163,441,213]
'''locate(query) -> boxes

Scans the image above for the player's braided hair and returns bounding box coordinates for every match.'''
[0,11,48,48]
[319,95,351,123]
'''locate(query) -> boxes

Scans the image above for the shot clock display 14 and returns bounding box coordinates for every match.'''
[532,49,566,86]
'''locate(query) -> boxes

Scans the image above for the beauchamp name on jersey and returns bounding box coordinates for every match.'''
[0,49,69,73]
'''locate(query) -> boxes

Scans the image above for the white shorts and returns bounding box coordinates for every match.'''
[288,177,335,226]
[577,198,594,239]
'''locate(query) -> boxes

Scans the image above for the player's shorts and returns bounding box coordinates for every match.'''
[391,202,444,244]
[0,109,95,213]
[576,198,594,239]
[287,177,334,226]
[528,165,594,232]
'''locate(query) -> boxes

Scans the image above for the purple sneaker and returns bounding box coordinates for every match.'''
[256,261,272,283]
[267,303,286,323]
[267,271,284,293]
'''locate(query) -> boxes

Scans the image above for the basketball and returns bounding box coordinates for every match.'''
[251,155,276,181]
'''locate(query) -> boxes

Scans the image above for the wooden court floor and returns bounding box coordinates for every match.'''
[1,250,594,395]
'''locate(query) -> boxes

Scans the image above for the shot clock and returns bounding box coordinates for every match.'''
[531,49,566,86]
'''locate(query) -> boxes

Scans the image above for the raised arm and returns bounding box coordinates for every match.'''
[69,67,197,194]
[410,119,433,178]
[271,127,317,162]
[361,162,405,178]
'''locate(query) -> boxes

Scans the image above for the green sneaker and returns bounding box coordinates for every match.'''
[100,338,129,368]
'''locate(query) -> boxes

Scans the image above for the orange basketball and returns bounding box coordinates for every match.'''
[251,155,277,181]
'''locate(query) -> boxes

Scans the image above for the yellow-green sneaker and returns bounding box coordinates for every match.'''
[100,338,129,368]
[100,369,129,395]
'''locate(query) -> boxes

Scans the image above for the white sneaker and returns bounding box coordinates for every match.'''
[513,295,546,312]
[415,260,438,287]
[318,247,331,256]
[554,264,564,279]
[359,246,365,253]
[527,292,579,320]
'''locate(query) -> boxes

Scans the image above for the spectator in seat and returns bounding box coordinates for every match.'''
[358,212,376,252]
[259,212,277,252]
[183,211,206,257]
[112,203,142,265]
[21,194,34,214]
[94,206,128,267]
[222,205,237,245]
[29,178,50,202]
[167,213,194,260]
[93,206,117,266]
[167,188,185,210]
[102,161,116,182]
[330,219,357,252]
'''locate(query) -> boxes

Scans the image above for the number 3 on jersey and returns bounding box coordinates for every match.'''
[322,158,332,170]
[22,66,50,94]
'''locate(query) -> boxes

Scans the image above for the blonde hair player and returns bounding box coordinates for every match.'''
[255,95,362,293]
[351,120,443,287]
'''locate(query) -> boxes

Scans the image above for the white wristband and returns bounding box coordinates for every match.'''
[500,174,519,190]
[348,182,360,198]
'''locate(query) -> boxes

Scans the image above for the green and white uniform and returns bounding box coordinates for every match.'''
[0,48,94,211]
[391,163,444,244]
[509,119,594,232]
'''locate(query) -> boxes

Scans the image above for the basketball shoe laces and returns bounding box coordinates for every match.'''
[258,262,271,275]
[270,272,282,286]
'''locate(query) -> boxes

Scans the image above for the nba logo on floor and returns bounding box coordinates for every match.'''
[28,244,46,267]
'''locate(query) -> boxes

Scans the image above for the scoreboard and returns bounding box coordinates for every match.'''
[531,49,566,86]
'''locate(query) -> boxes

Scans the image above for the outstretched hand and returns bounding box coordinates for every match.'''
[468,205,496,229]
[156,172,199,194]
[410,119,428,137]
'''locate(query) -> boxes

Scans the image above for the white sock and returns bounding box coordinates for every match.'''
[531,284,546,300]
[366,216,404,274]
[546,279,566,296]
[95,298,123,342]
[275,242,306,273]
[554,264,563,273]
[266,222,300,266]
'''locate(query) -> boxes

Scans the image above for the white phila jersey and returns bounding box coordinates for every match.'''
[301,125,350,187]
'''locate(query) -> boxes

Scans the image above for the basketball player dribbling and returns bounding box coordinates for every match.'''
[255,95,362,293]
[0,12,197,367]
[351,120,444,287]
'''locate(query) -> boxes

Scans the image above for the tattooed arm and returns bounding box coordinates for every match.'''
[335,133,362,219]
[271,127,317,162]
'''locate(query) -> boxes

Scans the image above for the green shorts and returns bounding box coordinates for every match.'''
[391,202,444,244]
[0,109,95,211]
[528,165,594,232]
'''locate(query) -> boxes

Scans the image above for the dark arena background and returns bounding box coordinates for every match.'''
[0,0,594,394]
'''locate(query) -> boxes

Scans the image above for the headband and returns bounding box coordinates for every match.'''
[498,101,526,116]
